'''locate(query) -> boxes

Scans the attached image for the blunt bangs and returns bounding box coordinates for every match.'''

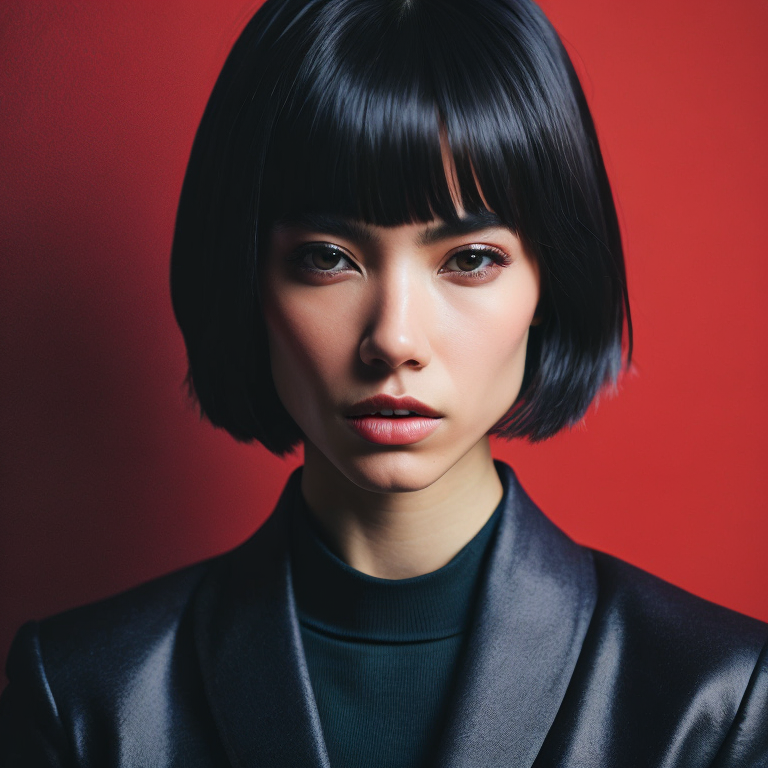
[262,4,479,228]
[261,0,574,229]
[171,0,632,454]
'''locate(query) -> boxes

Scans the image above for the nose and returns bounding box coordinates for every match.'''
[359,271,432,371]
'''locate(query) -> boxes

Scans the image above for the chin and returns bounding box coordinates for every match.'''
[335,450,454,495]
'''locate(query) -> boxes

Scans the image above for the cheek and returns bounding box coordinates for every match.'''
[437,280,539,403]
[442,317,531,415]
[262,288,353,401]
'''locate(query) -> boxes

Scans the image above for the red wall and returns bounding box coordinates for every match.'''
[1,0,767,675]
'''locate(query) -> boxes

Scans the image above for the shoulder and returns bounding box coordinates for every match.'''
[0,502,292,765]
[9,483,297,682]
[2,556,212,698]
[0,556,223,765]
[564,549,768,765]
[590,549,768,657]
[35,558,212,679]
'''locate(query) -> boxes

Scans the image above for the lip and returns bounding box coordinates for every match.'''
[345,395,442,419]
[346,415,441,445]
[344,395,442,446]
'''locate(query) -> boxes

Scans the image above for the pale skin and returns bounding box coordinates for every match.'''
[262,210,540,579]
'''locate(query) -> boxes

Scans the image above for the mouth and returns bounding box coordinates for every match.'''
[345,395,442,419]
[344,395,442,445]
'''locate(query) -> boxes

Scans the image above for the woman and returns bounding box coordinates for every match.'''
[1,0,766,765]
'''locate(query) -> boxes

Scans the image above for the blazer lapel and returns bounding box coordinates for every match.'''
[436,462,598,768]
[192,462,596,768]
[193,471,330,768]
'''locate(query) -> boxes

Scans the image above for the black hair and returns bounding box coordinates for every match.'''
[171,0,632,456]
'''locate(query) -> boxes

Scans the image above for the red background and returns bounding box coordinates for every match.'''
[1,0,767,678]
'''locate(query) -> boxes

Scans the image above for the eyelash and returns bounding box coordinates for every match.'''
[440,247,512,279]
[288,243,512,281]
[288,244,356,279]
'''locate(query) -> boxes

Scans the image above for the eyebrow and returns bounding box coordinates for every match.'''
[272,210,508,246]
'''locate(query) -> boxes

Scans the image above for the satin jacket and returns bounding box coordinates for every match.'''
[1,463,767,767]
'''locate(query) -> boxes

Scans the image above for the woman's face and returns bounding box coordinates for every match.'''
[261,212,540,493]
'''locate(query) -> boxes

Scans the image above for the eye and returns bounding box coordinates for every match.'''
[291,243,358,275]
[440,246,510,279]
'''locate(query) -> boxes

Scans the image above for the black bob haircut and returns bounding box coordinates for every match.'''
[171,0,632,456]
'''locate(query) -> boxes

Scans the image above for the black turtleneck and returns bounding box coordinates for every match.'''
[289,486,504,768]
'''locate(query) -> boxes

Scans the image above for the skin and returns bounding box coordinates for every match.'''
[262,212,540,578]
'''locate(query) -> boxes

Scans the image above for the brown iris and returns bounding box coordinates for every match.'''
[454,250,486,271]
[309,247,343,270]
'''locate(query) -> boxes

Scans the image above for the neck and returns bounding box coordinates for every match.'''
[300,440,503,579]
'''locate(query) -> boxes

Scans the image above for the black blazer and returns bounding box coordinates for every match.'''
[1,463,767,767]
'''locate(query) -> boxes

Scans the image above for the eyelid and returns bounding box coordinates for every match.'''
[285,238,512,276]
[444,242,510,258]
[293,240,354,256]
[440,243,512,269]
[287,240,361,275]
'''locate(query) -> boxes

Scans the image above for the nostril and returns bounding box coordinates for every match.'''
[358,298,432,369]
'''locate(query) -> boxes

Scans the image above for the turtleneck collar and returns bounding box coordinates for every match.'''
[289,469,507,643]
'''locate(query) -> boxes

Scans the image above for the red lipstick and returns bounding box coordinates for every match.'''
[345,395,442,445]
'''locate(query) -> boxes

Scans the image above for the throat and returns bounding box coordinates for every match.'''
[299,439,504,579]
